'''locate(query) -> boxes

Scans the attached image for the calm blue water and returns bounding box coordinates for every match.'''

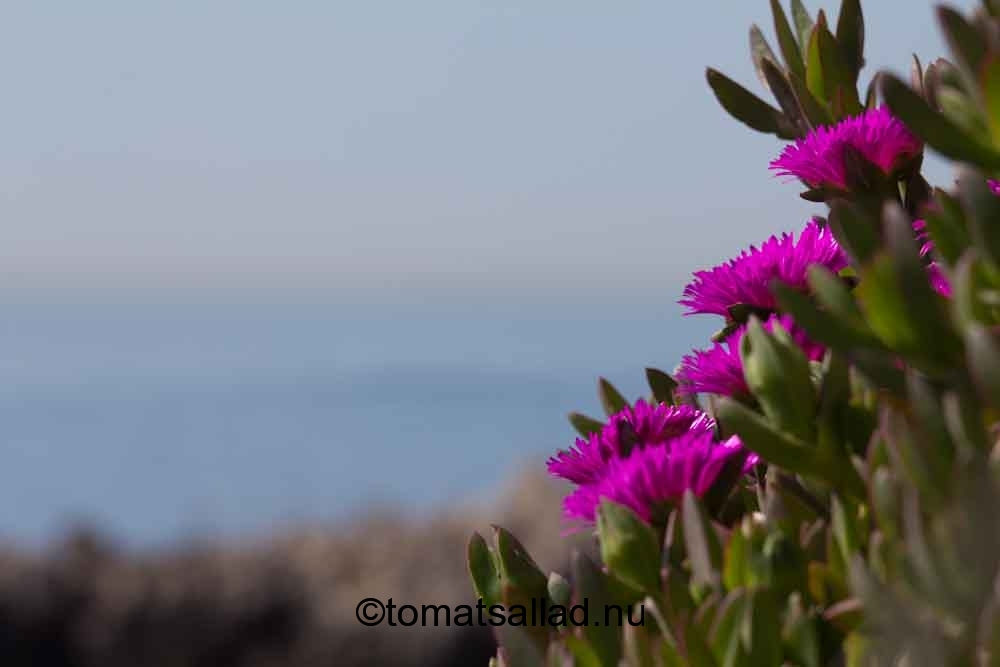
[0,297,712,547]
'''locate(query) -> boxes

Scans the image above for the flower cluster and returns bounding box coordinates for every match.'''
[561,430,752,524]
[770,106,922,190]
[547,108,944,529]
[548,401,753,525]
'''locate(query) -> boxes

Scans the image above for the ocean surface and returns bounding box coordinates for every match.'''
[0,296,712,547]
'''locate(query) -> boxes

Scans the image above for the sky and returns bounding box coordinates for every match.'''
[0,1,978,303]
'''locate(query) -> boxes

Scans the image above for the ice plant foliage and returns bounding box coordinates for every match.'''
[469,4,1000,665]
[770,107,922,190]
[546,400,713,484]
[560,431,752,524]
[679,218,847,317]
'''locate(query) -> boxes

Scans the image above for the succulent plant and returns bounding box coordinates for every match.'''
[469,2,1000,665]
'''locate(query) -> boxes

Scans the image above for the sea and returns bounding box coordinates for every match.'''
[0,294,712,548]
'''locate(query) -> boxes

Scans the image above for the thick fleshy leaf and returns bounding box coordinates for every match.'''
[706,68,798,138]
[741,316,817,441]
[770,0,805,80]
[572,551,622,667]
[937,6,986,77]
[645,367,678,405]
[708,589,750,665]
[883,74,1000,169]
[762,59,812,135]
[923,187,970,266]
[468,532,502,607]
[791,0,815,57]
[835,0,864,81]
[774,282,875,351]
[568,412,604,438]
[547,572,571,608]
[682,491,723,593]
[494,525,548,598]
[717,397,866,499]
[828,199,880,265]
[597,501,662,595]
[598,377,629,417]
[750,24,780,92]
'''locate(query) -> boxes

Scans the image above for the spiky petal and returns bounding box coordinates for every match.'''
[677,314,824,398]
[547,400,714,485]
[562,431,754,524]
[770,107,922,190]
[680,219,847,318]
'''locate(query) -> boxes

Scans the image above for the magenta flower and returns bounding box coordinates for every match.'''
[680,219,847,318]
[562,431,754,524]
[547,400,714,485]
[990,179,1000,196]
[677,315,824,398]
[770,107,922,190]
[913,219,952,297]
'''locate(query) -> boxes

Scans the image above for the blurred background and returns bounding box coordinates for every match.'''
[0,1,974,665]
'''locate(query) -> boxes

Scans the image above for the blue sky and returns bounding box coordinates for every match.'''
[0,1,975,301]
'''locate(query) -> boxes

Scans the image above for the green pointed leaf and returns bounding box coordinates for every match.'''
[983,56,1000,145]
[883,74,1000,169]
[828,197,879,265]
[742,589,783,666]
[789,68,833,127]
[762,59,811,135]
[494,525,548,598]
[645,368,678,404]
[468,532,502,607]
[783,594,821,667]
[923,188,970,266]
[835,0,864,81]
[716,396,818,475]
[750,24,780,93]
[717,397,866,499]
[598,377,628,417]
[706,68,798,138]
[597,500,662,595]
[770,0,805,80]
[569,412,604,438]
[681,491,723,593]
[708,589,750,665]
[547,572,571,608]
[937,6,986,77]
[741,316,817,441]
[831,496,862,567]
[774,282,875,351]
[791,0,815,57]
[816,11,861,114]
[572,551,622,667]
[807,265,867,330]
